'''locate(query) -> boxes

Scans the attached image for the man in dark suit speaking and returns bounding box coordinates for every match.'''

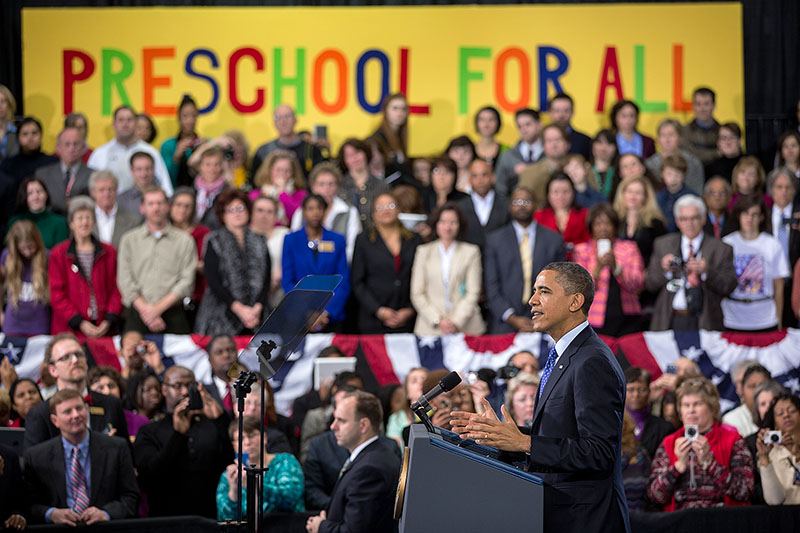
[24,389,138,525]
[305,391,401,533]
[451,262,630,533]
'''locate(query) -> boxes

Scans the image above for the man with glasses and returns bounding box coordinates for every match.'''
[646,194,737,331]
[251,103,325,182]
[702,177,736,239]
[134,365,232,518]
[24,333,129,449]
[484,187,566,333]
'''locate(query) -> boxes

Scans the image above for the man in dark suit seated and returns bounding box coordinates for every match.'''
[24,389,138,525]
[306,391,401,533]
[134,365,233,518]
[484,187,566,333]
[35,127,94,216]
[25,333,129,449]
[623,367,674,459]
[458,158,509,249]
[451,262,630,533]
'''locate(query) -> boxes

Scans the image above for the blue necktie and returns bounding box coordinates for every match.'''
[538,346,558,399]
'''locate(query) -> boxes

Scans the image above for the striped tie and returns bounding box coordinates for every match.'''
[70,446,90,514]
[538,347,558,399]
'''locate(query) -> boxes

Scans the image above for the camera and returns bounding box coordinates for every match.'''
[186,385,203,412]
[764,430,782,445]
[466,372,479,386]
[135,343,147,356]
[497,365,519,380]
[685,425,699,441]
[669,256,683,270]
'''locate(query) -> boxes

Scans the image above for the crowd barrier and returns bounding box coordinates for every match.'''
[24,506,800,532]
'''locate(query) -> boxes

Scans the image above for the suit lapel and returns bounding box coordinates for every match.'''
[51,440,68,506]
[89,433,103,504]
[532,326,592,425]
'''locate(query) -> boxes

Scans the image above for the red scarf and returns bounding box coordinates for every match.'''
[662,422,748,510]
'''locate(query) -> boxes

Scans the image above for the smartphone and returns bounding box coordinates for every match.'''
[597,239,611,257]
[313,124,328,141]
[186,385,203,412]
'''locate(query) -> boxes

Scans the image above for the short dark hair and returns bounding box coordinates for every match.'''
[444,135,476,158]
[206,334,236,355]
[474,106,502,135]
[429,202,468,241]
[586,203,620,235]
[693,87,716,103]
[432,156,458,177]
[16,176,51,213]
[720,122,741,138]
[129,150,154,168]
[542,262,594,315]
[113,105,135,120]
[515,108,540,122]
[18,116,43,135]
[333,371,363,392]
[542,123,570,144]
[87,366,126,396]
[544,172,577,210]
[624,366,652,385]
[336,138,372,173]
[764,392,800,430]
[742,364,772,387]
[136,113,157,143]
[661,154,688,175]
[549,92,574,109]
[214,188,251,223]
[345,390,383,433]
[302,192,329,212]
[318,345,345,358]
[609,100,639,131]
[170,186,198,223]
[731,194,769,233]
[49,388,84,415]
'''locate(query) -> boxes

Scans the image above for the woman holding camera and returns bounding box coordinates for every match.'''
[756,392,800,505]
[647,376,754,510]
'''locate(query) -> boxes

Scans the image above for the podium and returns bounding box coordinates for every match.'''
[397,424,543,533]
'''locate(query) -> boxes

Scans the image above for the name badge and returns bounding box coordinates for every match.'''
[318,240,335,253]
[89,406,105,416]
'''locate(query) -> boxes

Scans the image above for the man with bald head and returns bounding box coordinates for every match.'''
[133,366,233,518]
[36,127,95,215]
[251,103,325,181]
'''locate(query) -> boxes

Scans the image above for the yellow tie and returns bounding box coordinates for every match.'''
[520,230,532,303]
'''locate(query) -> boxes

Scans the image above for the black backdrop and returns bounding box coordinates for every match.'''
[2,0,798,163]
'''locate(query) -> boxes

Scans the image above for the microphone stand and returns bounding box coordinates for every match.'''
[410,399,435,433]
[233,370,257,531]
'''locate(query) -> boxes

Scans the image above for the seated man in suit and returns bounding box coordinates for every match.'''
[24,389,138,525]
[204,335,238,418]
[35,127,93,216]
[306,391,401,533]
[458,158,510,249]
[24,333,129,449]
[134,365,232,518]
[89,170,141,249]
[484,187,566,333]
[645,194,738,331]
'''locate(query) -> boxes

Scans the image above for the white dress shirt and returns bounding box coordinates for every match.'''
[470,190,495,226]
[88,138,172,196]
[553,320,591,366]
[95,204,118,244]
[519,140,543,163]
[439,242,456,310]
[672,233,704,311]
[348,435,379,463]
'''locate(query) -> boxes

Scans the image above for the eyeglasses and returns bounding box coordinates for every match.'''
[705,190,729,197]
[676,215,702,222]
[274,114,293,121]
[226,204,246,213]
[375,203,396,211]
[52,351,86,365]
[626,387,649,394]
[163,381,195,391]
[718,135,738,141]
[511,199,533,206]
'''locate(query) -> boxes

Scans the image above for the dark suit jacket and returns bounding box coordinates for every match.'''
[645,233,738,331]
[567,126,592,160]
[35,162,93,216]
[457,191,510,249]
[0,443,24,521]
[639,414,676,460]
[23,431,138,523]
[350,230,420,334]
[91,206,142,249]
[133,414,233,518]
[304,430,401,512]
[320,438,402,533]
[24,391,129,450]
[484,223,566,333]
[703,213,736,240]
[527,325,630,533]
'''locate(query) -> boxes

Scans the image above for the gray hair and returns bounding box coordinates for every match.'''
[673,194,706,220]
[89,170,118,191]
[731,359,759,385]
[766,167,797,195]
[66,195,96,223]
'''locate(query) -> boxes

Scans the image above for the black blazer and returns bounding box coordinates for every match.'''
[527,325,630,533]
[567,127,593,160]
[24,391,129,450]
[457,191,510,249]
[320,438,402,533]
[639,414,676,460]
[23,431,138,523]
[484,223,566,333]
[35,162,93,216]
[0,443,24,521]
[703,213,736,239]
[351,230,421,334]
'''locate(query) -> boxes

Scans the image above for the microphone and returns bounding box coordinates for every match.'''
[410,371,462,412]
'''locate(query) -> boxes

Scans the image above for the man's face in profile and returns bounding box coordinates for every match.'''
[528,270,573,333]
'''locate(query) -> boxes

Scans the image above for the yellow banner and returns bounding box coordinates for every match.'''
[22,4,743,155]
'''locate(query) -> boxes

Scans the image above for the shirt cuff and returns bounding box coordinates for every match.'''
[102,510,110,521]
[502,308,515,322]
[45,508,56,523]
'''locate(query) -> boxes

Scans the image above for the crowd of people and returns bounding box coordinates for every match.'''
[1,81,800,529]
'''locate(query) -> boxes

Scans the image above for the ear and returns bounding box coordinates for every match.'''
[140,203,146,216]
[569,293,585,313]
[359,417,371,435]
[50,413,59,429]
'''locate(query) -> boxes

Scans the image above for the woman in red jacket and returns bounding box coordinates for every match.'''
[534,172,590,259]
[49,195,122,337]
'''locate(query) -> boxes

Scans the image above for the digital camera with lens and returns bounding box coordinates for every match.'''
[764,430,782,445]
[685,425,699,441]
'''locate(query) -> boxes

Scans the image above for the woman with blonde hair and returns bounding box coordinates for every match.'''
[504,372,540,427]
[251,149,307,226]
[1,220,50,335]
[647,376,754,510]
[0,84,18,162]
[613,175,667,265]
